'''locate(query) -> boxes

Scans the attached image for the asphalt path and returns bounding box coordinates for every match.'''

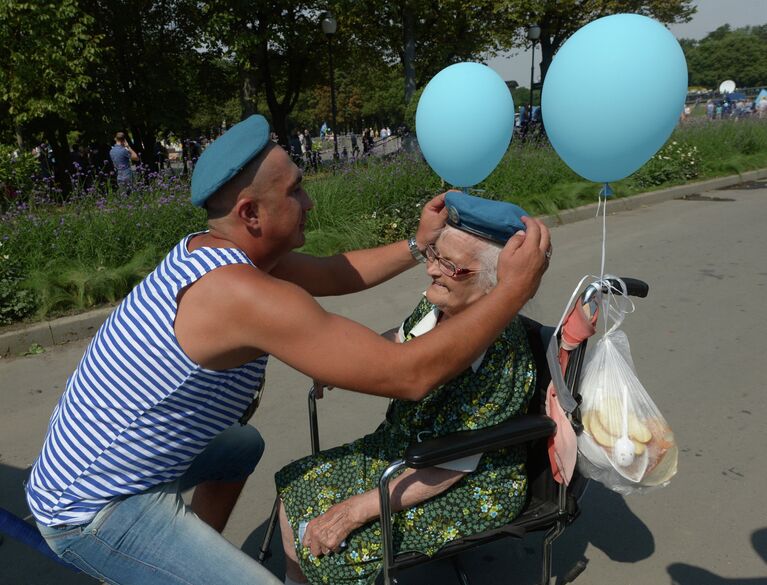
[1,180,766,585]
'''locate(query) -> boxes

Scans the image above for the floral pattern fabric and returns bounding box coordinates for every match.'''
[275,298,536,585]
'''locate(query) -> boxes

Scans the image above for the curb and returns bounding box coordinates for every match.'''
[2,168,766,357]
[1,307,113,358]
[539,167,767,227]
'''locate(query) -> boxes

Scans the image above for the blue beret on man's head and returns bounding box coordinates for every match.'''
[445,191,528,243]
[191,115,271,207]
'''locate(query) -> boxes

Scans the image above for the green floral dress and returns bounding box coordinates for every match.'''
[275,298,536,585]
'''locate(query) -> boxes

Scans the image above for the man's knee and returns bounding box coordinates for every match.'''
[184,424,266,487]
[235,424,266,474]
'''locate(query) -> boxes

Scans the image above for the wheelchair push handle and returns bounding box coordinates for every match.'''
[583,276,649,303]
[613,277,649,298]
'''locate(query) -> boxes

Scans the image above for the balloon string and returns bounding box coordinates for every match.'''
[599,188,609,335]
[599,190,606,283]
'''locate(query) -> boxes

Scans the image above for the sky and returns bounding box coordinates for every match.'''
[484,0,767,85]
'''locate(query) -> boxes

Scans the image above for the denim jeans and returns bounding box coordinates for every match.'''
[37,424,282,585]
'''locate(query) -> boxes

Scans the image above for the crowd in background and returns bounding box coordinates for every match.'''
[14,121,409,195]
[14,89,767,193]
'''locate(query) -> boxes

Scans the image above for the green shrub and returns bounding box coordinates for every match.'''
[0,241,38,325]
[23,247,158,317]
[0,145,38,208]
[1,170,205,321]
[630,140,701,189]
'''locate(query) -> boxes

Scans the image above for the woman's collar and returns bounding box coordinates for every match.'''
[407,305,487,372]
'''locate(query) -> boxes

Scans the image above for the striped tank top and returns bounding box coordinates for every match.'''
[26,232,269,527]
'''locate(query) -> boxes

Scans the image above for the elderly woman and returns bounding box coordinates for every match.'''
[275,194,541,585]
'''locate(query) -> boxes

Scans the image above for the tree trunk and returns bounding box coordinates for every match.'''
[44,122,71,196]
[402,3,416,104]
[270,104,289,150]
[129,123,148,164]
[539,34,555,86]
[240,67,259,119]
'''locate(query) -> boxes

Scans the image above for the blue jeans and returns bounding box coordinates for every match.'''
[37,424,282,585]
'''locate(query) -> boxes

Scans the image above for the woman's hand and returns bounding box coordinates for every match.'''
[302,498,365,557]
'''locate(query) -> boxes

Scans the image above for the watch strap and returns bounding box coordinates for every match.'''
[408,236,427,263]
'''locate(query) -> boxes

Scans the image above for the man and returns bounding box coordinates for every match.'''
[302,129,315,170]
[26,115,551,585]
[109,131,139,190]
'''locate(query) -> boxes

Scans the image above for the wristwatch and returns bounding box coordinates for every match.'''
[408,236,427,263]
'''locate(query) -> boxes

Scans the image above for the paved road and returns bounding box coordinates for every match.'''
[2,181,766,585]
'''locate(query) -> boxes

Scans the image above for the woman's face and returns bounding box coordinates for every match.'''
[424,230,486,318]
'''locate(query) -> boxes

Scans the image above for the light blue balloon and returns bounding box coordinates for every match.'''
[541,14,688,183]
[416,63,514,188]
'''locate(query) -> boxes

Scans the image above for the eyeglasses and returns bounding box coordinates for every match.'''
[425,244,484,278]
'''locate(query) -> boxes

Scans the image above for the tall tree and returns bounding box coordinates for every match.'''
[75,0,208,156]
[497,0,697,85]
[337,1,516,104]
[0,0,101,174]
[198,1,329,144]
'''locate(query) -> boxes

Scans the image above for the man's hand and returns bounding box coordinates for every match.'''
[414,191,452,250]
[303,499,364,557]
[496,216,552,301]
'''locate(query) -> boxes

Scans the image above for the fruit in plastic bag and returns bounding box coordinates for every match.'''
[576,329,677,494]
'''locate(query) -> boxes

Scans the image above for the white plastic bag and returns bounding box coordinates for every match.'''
[577,294,677,494]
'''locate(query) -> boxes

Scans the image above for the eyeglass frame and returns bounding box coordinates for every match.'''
[424,243,485,278]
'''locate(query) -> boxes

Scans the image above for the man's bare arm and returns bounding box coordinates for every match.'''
[176,217,550,400]
[268,242,416,297]
[269,192,450,296]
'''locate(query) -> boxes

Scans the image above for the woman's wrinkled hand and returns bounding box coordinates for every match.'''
[302,499,364,557]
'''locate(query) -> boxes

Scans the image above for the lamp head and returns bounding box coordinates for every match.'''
[321,12,337,35]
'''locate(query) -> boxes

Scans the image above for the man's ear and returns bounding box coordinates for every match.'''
[236,198,260,228]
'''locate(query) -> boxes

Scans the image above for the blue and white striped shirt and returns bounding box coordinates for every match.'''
[26,232,269,527]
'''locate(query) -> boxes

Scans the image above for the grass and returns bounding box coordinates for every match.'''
[1,117,766,325]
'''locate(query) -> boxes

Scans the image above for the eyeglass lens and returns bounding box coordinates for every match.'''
[426,244,458,277]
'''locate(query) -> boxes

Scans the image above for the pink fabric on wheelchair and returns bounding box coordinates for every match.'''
[547,301,598,485]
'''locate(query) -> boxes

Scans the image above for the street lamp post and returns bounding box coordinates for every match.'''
[527,24,541,121]
[321,12,339,160]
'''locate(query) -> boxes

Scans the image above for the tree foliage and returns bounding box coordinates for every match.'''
[0,0,726,189]
[0,0,101,142]
[74,0,213,152]
[682,25,767,88]
[497,0,696,83]
[335,1,519,102]
[196,1,331,144]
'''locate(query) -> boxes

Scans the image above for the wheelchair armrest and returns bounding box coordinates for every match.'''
[403,415,556,469]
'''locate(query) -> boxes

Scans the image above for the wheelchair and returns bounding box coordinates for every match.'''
[257,277,649,585]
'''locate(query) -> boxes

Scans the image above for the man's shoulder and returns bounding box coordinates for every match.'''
[109,145,128,159]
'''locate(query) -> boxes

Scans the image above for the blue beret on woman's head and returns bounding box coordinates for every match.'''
[191,115,271,207]
[444,191,528,243]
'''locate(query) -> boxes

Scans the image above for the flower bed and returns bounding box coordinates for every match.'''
[2,118,766,325]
